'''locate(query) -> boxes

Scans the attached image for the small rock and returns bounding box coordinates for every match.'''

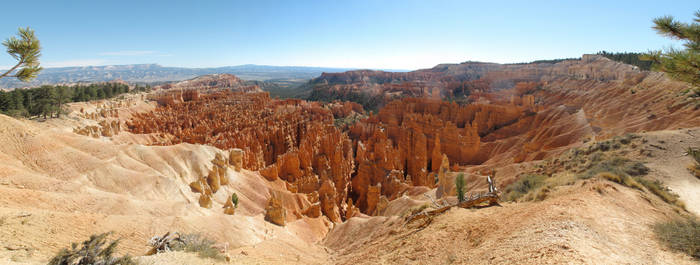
[5,245,23,251]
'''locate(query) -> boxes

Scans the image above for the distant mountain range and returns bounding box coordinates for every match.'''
[0,64,387,89]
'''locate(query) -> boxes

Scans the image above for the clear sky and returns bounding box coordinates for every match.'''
[0,0,697,70]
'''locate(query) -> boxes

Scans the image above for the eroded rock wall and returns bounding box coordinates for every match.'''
[129,91,356,221]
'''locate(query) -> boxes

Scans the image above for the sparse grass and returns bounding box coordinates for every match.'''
[595,172,644,191]
[654,216,700,260]
[688,147,700,178]
[690,147,700,164]
[503,174,546,202]
[580,156,649,179]
[690,164,700,178]
[522,186,551,201]
[403,203,431,217]
[445,252,458,264]
[587,156,684,209]
[48,232,135,265]
[597,172,622,183]
[637,178,685,209]
[510,136,685,210]
[170,233,226,261]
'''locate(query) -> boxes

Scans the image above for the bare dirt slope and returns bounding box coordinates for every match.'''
[0,98,331,264]
[325,178,696,265]
[639,128,700,215]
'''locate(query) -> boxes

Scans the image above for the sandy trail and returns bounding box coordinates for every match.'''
[632,128,700,215]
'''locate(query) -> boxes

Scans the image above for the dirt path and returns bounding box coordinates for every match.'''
[639,128,700,215]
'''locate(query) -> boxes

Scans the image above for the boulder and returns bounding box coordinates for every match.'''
[264,196,286,226]
[207,169,220,193]
[189,180,203,193]
[218,166,229,185]
[198,194,212,208]
[302,203,322,218]
[259,164,279,181]
[436,154,451,199]
[229,149,244,171]
[223,196,236,215]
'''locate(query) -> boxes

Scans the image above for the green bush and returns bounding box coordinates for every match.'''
[455,174,465,202]
[48,232,135,265]
[654,217,700,259]
[231,193,239,208]
[503,174,546,202]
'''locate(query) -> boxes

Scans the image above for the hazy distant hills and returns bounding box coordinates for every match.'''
[0,64,361,89]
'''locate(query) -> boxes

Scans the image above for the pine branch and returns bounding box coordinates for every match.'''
[1,27,42,81]
[653,16,686,39]
[0,61,22,79]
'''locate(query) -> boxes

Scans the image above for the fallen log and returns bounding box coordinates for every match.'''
[406,174,500,225]
[145,232,184,256]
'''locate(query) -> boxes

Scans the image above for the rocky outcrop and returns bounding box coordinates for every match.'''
[198,194,212,209]
[129,92,357,222]
[223,195,236,215]
[346,97,528,213]
[187,152,234,212]
[152,74,262,106]
[158,74,261,93]
[307,63,501,104]
[129,55,700,220]
[435,154,451,199]
[74,120,121,138]
[229,148,243,172]
[264,196,286,226]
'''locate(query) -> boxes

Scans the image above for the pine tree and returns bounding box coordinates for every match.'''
[10,90,24,111]
[33,85,57,118]
[644,10,700,92]
[0,91,9,112]
[0,27,42,81]
[55,86,72,117]
[456,173,466,202]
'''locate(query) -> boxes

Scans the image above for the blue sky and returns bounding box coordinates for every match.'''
[1,0,697,70]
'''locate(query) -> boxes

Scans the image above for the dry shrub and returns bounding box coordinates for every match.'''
[689,164,700,178]
[170,233,226,261]
[654,216,699,260]
[522,186,550,201]
[597,172,621,183]
[48,232,135,265]
[503,174,546,202]
[637,178,685,209]
[403,203,431,217]
[595,171,684,209]
[688,147,700,178]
